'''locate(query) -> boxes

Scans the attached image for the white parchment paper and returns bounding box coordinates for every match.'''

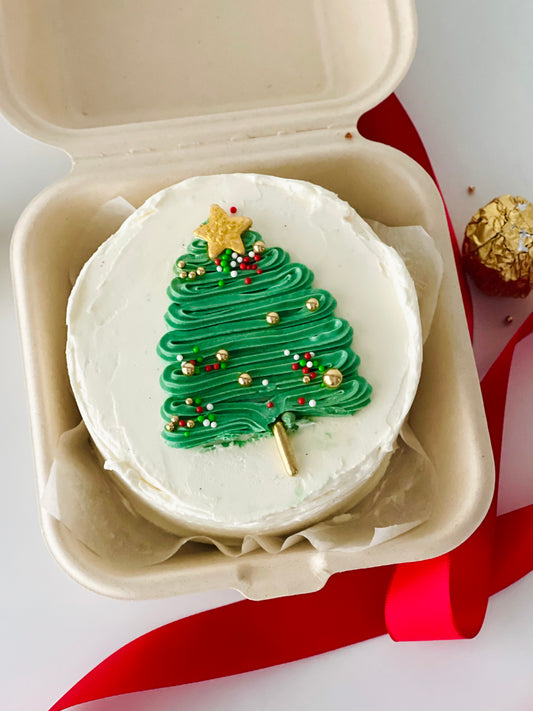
[42,200,443,569]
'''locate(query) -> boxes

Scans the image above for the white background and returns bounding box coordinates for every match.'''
[1,2,532,710]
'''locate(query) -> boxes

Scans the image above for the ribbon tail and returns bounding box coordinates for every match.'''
[49,567,393,711]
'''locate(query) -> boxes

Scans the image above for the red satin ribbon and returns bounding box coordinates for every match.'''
[49,95,532,711]
[385,314,533,640]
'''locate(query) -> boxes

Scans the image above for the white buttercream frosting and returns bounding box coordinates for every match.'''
[66,174,422,537]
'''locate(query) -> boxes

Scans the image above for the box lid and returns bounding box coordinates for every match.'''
[0,0,416,159]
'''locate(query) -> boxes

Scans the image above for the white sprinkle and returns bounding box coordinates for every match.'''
[248,251,255,258]
[283,349,290,356]
[306,360,313,368]
[230,260,237,268]
[211,421,218,428]
[203,419,210,427]
[230,270,238,278]
[216,265,222,272]
[309,399,317,407]
[310,352,315,357]
[206,403,214,411]
[293,354,300,361]
[237,257,243,263]
[176,354,184,361]
[262,379,269,386]
[232,252,238,259]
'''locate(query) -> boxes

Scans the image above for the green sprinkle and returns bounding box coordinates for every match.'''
[313,360,318,367]
[318,365,325,373]
[225,248,232,255]
[197,356,203,363]
[223,266,230,273]
[321,382,326,387]
[218,280,225,287]
[208,414,215,422]
[195,367,200,375]
[195,398,201,405]
[183,431,190,438]
[299,359,306,367]
[220,362,227,369]
[197,415,205,423]
[193,346,200,354]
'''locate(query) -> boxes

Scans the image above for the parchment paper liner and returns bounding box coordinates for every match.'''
[42,200,443,570]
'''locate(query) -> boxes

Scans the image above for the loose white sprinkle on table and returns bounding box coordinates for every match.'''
[176,354,184,361]
[262,379,269,386]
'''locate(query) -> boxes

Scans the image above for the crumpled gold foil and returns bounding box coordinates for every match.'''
[463,195,532,296]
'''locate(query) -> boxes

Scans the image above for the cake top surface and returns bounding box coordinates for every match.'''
[66,173,421,535]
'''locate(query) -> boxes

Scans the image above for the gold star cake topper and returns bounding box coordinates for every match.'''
[194,204,252,260]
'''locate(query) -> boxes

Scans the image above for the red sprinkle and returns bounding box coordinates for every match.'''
[213,362,220,370]
[251,264,257,270]
[178,419,186,427]
[257,269,263,275]
[205,364,212,372]
[189,360,197,366]
[291,363,299,371]
[244,256,251,263]
[230,206,237,214]
[310,372,317,379]
[214,259,221,266]
[302,367,310,374]
[298,397,305,405]
[244,277,252,285]
[240,263,247,270]
[196,406,203,413]
[304,352,311,360]
[254,253,261,261]
[266,401,274,408]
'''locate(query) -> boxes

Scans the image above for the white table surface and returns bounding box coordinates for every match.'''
[2,3,532,710]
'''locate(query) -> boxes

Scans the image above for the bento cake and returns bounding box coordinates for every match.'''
[66,174,422,538]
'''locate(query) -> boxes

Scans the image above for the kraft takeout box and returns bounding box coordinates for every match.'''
[4,0,494,599]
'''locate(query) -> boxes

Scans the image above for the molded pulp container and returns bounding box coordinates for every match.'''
[3,0,494,599]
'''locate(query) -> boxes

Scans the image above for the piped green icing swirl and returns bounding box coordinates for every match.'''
[158,230,371,448]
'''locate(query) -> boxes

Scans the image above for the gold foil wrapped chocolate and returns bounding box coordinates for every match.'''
[462,195,533,297]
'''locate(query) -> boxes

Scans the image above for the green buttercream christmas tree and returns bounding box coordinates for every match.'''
[157,204,371,475]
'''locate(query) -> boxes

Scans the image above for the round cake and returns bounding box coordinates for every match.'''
[66,174,422,539]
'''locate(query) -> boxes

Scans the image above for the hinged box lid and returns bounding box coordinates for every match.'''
[0,0,416,159]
